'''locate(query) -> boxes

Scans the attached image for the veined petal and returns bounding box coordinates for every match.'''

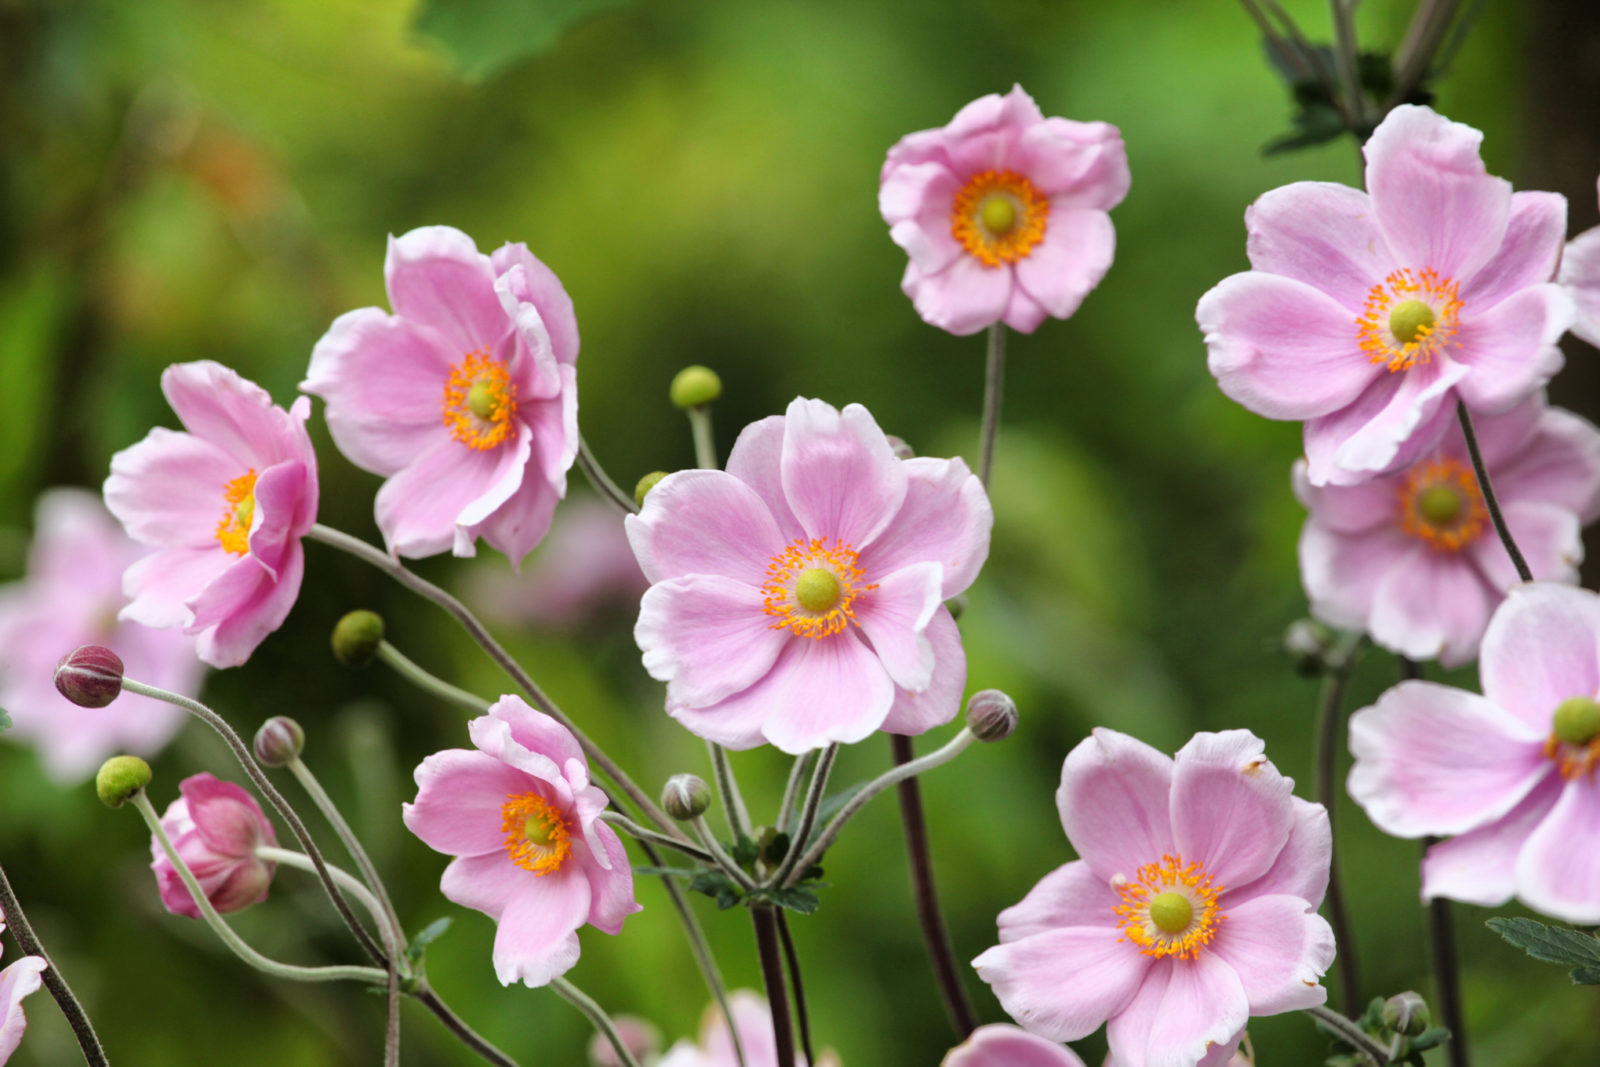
[973,926,1149,1043]
[1478,582,1600,735]
[626,469,786,586]
[1223,797,1331,909]
[853,561,942,691]
[1368,540,1496,667]
[1466,500,1581,596]
[492,866,589,987]
[192,541,305,668]
[635,574,786,707]
[404,748,536,858]
[1106,955,1247,1067]
[1017,118,1128,208]
[1461,191,1567,310]
[1421,774,1562,907]
[1207,895,1333,1014]
[1170,730,1295,890]
[1058,728,1175,882]
[1558,219,1600,348]
[119,547,230,630]
[780,399,907,549]
[943,1024,1089,1067]
[725,415,804,543]
[1305,355,1465,485]
[1453,283,1571,413]
[883,164,966,276]
[1492,406,1600,520]
[1244,181,1389,311]
[385,227,509,356]
[905,254,1013,336]
[584,824,641,934]
[161,361,306,470]
[490,242,579,367]
[1013,208,1115,321]
[1515,777,1600,924]
[879,605,967,736]
[105,428,244,549]
[858,456,992,598]
[995,860,1121,943]
[758,632,897,754]
[1299,522,1407,635]
[1291,458,1397,535]
[375,428,530,560]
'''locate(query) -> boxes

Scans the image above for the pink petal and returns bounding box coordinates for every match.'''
[857,456,992,598]
[1058,729,1175,882]
[1492,406,1600,520]
[944,86,1042,174]
[181,773,273,854]
[492,866,590,986]
[1298,522,1407,635]
[942,1024,1088,1067]
[1208,895,1333,1014]
[1558,220,1600,348]
[190,542,305,668]
[1368,540,1496,666]
[1453,283,1571,412]
[853,561,941,691]
[1363,105,1511,280]
[1347,680,1548,836]
[119,546,231,630]
[104,429,242,549]
[439,850,531,920]
[879,605,967,736]
[1449,393,1543,468]
[1291,457,1397,535]
[626,469,787,587]
[635,575,787,707]
[584,822,640,934]
[1106,955,1247,1067]
[468,714,566,792]
[972,926,1149,1043]
[1420,773,1562,907]
[471,458,562,570]
[757,632,898,754]
[384,227,510,356]
[905,254,1014,336]
[1467,500,1581,596]
[161,361,305,470]
[1478,582,1600,734]
[487,695,587,770]
[246,459,313,571]
[995,860,1121,944]
[1302,357,1466,485]
[1001,281,1050,334]
[375,427,531,559]
[1461,191,1567,309]
[1245,181,1391,310]
[725,415,804,542]
[666,684,775,752]
[0,955,47,1062]
[780,399,908,548]
[1015,118,1128,208]
[1224,797,1331,909]
[1197,272,1379,420]
[405,748,535,858]
[490,242,580,366]
[1011,209,1115,321]
[1170,731,1295,888]
[883,163,966,276]
[1515,777,1600,923]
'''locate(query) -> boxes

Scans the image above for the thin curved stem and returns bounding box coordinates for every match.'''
[414,983,522,1067]
[1456,402,1532,582]
[1311,634,1363,1014]
[1424,856,1469,1067]
[550,978,643,1067]
[1306,1004,1388,1066]
[775,912,813,1067]
[777,751,817,834]
[577,434,640,515]
[977,323,1006,488]
[708,742,752,841]
[0,860,109,1067]
[601,812,715,864]
[751,906,796,1067]
[256,848,399,952]
[770,744,838,887]
[377,640,488,714]
[691,816,756,891]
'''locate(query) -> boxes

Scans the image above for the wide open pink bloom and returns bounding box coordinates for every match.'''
[302,226,578,566]
[627,397,992,754]
[1348,582,1600,923]
[403,696,639,987]
[0,489,201,782]
[1296,395,1600,666]
[150,772,278,918]
[0,916,47,1066]
[974,729,1334,1067]
[1559,176,1600,348]
[1199,105,1573,486]
[656,990,839,1067]
[104,361,318,668]
[880,85,1129,335]
[942,1024,1086,1067]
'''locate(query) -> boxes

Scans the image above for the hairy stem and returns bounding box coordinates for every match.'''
[0,860,109,1067]
[376,640,488,714]
[551,977,643,1067]
[600,812,715,864]
[414,984,522,1067]
[1305,1004,1388,1066]
[1311,634,1363,1013]
[770,744,838,887]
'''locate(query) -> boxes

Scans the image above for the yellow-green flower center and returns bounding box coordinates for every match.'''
[793,568,842,613]
[501,792,572,876]
[1417,483,1463,526]
[1148,891,1193,934]
[1388,299,1436,345]
[467,378,501,420]
[1553,696,1600,747]
[979,195,1018,236]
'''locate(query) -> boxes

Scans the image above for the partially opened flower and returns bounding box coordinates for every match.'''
[104,361,318,668]
[0,916,47,1065]
[150,772,278,918]
[974,729,1333,1067]
[1199,105,1572,486]
[1296,395,1600,666]
[403,696,639,987]
[942,1024,1086,1067]
[0,489,200,782]
[627,397,992,753]
[1559,176,1600,348]
[880,85,1129,335]
[302,226,578,566]
[1348,582,1600,923]
[657,990,839,1067]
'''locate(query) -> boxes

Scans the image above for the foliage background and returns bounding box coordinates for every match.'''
[2,0,1598,1063]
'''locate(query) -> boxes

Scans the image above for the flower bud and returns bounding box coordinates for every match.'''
[634,471,669,508]
[965,689,1018,742]
[1382,990,1430,1036]
[96,755,152,808]
[331,609,384,667]
[1283,618,1335,677]
[151,773,278,917]
[54,645,124,708]
[885,435,915,460]
[587,1016,660,1067]
[669,365,722,410]
[662,773,711,821]
[253,716,305,767]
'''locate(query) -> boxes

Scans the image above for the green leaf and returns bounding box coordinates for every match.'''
[1486,916,1600,984]
[730,834,759,868]
[414,0,635,80]
[687,870,744,910]
[405,917,453,964]
[1570,965,1600,985]
[0,707,11,732]
[760,886,819,916]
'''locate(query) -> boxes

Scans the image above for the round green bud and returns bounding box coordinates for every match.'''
[1552,696,1600,746]
[331,609,385,668]
[669,365,722,410]
[661,773,711,821]
[1388,299,1436,345]
[794,568,841,612]
[253,716,305,767]
[1382,991,1430,1037]
[634,471,669,508]
[1148,891,1193,934]
[1418,484,1463,526]
[96,755,152,809]
[980,195,1018,235]
[55,645,125,708]
[965,688,1018,742]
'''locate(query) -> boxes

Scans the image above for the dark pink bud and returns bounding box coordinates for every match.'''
[54,645,125,708]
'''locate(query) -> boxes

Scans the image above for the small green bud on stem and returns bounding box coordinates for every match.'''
[661,773,711,821]
[634,471,669,508]
[331,610,385,667]
[669,366,722,410]
[96,755,152,808]
[965,688,1018,742]
[254,716,306,767]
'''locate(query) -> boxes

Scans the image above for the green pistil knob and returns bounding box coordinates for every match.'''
[1148,891,1192,934]
[1552,696,1600,746]
[524,815,559,847]
[661,773,711,821]
[1382,991,1430,1037]
[1418,484,1463,525]
[331,609,385,668]
[1389,299,1436,344]
[96,755,152,809]
[669,365,722,410]
[634,471,669,508]
[254,716,305,767]
[965,688,1018,742]
[467,379,499,419]
[794,568,840,612]
[980,195,1017,235]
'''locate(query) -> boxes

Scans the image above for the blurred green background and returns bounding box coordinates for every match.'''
[3,0,1599,1063]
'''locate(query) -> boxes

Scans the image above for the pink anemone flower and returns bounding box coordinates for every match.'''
[1559,175,1600,348]
[104,361,318,668]
[626,397,992,754]
[656,990,840,1067]
[150,772,278,918]
[879,84,1129,335]
[1296,395,1600,666]
[0,489,200,782]
[403,696,639,987]
[302,226,578,566]
[942,1024,1087,1067]
[1198,105,1572,486]
[973,729,1333,1067]
[0,916,47,1066]
[1348,582,1600,923]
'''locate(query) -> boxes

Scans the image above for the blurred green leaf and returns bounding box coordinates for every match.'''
[414,0,635,79]
[1487,917,1600,983]
[404,916,453,965]
[0,708,10,732]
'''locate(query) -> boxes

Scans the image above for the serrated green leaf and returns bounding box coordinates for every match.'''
[1568,964,1600,985]
[1486,916,1600,968]
[761,886,819,915]
[405,917,453,964]
[413,0,635,80]
[730,834,759,868]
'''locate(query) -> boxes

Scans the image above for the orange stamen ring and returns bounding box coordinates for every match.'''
[761,538,876,639]
[950,170,1050,267]
[442,349,518,450]
[1112,853,1225,960]
[501,791,572,876]
[1356,267,1463,372]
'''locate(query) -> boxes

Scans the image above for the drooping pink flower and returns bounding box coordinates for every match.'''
[1296,395,1600,666]
[104,361,318,668]
[0,915,47,1066]
[1348,582,1600,923]
[150,772,278,918]
[1558,176,1600,348]
[403,696,639,987]
[879,85,1129,335]
[942,1024,1086,1067]
[302,226,578,566]
[0,490,201,782]
[1198,105,1573,486]
[627,397,992,754]
[973,729,1333,1067]
[656,991,840,1067]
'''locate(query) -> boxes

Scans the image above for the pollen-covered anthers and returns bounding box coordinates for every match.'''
[215,470,259,555]
[761,538,876,639]
[1112,854,1225,960]
[1356,267,1463,372]
[1397,457,1488,552]
[1545,696,1600,781]
[1543,735,1600,781]
[501,791,573,875]
[442,348,518,450]
[950,169,1050,267]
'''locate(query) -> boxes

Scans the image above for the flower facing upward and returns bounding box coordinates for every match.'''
[880,85,1129,335]
[150,772,278,918]
[973,730,1333,1067]
[104,362,318,668]
[302,226,579,566]
[1198,105,1573,486]
[941,1024,1087,1067]
[403,696,639,987]
[0,913,47,1066]
[1349,583,1600,924]
[1296,396,1600,666]
[626,398,992,754]
[656,991,840,1067]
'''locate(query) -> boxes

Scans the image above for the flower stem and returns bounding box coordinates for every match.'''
[751,905,797,1067]
[1424,846,1469,1067]
[121,674,387,965]
[977,323,1007,488]
[775,911,814,1066]
[1329,0,1369,135]
[577,434,640,515]
[770,744,838,887]
[305,524,686,842]
[708,741,752,841]
[414,983,522,1067]
[550,977,644,1067]
[256,847,402,956]
[1311,633,1363,1014]
[777,750,817,834]
[1305,1004,1389,1066]
[688,406,718,470]
[600,812,716,864]
[691,816,756,891]
[1456,401,1532,582]
[0,860,109,1067]
[376,640,488,714]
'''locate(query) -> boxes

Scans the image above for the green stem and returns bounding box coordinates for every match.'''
[708,742,752,841]
[1456,401,1532,582]
[770,744,838,887]
[255,847,401,956]
[414,983,522,1067]
[777,751,817,834]
[977,323,1006,488]
[600,812,715,864]
[0,860,109,1066]
[550,977,643,1067]
[688,406,718,470]
[376,640,488,714]
[577,434,640,515]
[1305,1004,1388,1066]
[1311,633,1363,1013]
[691,816,756,891]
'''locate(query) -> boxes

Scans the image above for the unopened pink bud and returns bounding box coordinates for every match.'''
[54,645,124,708]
